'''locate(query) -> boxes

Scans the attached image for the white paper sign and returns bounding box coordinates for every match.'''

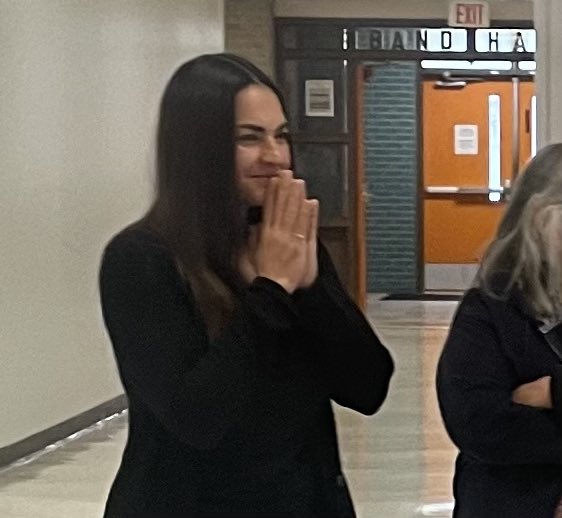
[305,80,334,117]
[454,125,478,155]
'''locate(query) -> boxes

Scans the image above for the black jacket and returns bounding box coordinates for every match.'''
[437,286,562,518]
[99,226,394,517]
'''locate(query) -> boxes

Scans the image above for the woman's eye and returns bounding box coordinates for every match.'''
[235,132,291,145]
[236,134,260,143]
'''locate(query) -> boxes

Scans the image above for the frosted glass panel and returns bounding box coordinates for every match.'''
[488,94,501,202]
[518,61,537,71]
[421,60,513,71]
[293,143,348,224]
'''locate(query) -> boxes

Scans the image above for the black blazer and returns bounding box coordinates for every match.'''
[437,286,562,518]
[99,226,394,517]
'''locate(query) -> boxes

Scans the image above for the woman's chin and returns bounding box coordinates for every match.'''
[243,188,266,207]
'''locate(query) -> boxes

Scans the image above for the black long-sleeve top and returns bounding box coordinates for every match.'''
[99,225,394,517]
[437,287,562,518]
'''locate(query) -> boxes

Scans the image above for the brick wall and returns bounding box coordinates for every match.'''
[363,62,419,293]
[224,0,275,78]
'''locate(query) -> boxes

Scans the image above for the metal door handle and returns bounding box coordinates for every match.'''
[425,185,504,194]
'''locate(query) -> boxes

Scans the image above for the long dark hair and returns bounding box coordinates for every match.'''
[140,53,288,337]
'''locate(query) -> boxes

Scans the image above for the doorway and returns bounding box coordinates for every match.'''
[422,78,535,290]
[275,19,536,301]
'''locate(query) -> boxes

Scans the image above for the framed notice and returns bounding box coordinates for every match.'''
[454,124,478,155]
[305,79,335,117]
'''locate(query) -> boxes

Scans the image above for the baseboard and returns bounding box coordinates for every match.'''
[425,264,478,290]
[0,394,128,468]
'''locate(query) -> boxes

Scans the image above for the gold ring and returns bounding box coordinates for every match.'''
[292,232,306,239]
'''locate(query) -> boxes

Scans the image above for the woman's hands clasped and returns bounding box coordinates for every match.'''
[239,170,319,294]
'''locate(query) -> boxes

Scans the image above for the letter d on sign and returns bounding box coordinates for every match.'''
[448,1,490,28]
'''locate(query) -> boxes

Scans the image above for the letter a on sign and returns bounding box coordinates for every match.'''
[448,1,490,28]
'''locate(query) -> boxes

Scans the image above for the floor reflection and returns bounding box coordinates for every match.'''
[0,298,459,518]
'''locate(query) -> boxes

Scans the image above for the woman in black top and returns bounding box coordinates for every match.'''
[99,53,394,517]
[437,143,562,518]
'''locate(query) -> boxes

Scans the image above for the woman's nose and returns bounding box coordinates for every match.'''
[260,136,284,164]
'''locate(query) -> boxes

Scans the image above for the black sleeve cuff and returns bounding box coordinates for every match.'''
[252,276,291,295]
[244,276,299,332]
[551,365,562,429]
[292,275,325,306]
[292,240,336,310]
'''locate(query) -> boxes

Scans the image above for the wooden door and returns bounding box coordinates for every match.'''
[519,81,536,171]
[422,81,513,289]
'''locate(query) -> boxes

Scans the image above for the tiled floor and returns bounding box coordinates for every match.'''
[0,297,459,518]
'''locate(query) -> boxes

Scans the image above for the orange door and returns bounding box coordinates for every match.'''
[423,81,512,278]
[519,81,536,171]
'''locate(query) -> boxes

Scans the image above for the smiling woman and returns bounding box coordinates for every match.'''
[234,84,292,206]
[98,53,394,517]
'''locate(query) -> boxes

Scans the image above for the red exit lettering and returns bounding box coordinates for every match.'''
[456,4,484,26]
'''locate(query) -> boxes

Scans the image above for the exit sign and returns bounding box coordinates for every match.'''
[449,1,490,28]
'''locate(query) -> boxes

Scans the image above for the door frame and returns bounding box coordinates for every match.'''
[353,62,367,308]
[352,59,425,295]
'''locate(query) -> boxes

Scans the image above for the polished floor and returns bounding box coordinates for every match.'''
[0,297,459,518]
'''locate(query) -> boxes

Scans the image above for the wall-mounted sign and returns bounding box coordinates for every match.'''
[454,125,478,155]
[475,29,536,53]
[355,27,535,55]
[449,1,490,28]
[305,80,334,117]
[355,28,468,52]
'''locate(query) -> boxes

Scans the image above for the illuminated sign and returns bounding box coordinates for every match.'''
[449,1,490,28]
[355,27,535,54]
[355,28,467,52]
[475,29,536,53]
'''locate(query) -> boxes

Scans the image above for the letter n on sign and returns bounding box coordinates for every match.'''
[448,1,490,28]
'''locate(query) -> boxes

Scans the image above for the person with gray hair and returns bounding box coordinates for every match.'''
[437,143,562,518]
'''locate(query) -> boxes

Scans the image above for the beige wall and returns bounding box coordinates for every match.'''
[225,0,275,78]
[535,0,562,147]
[0,0,223,449]
[275,0,533,20]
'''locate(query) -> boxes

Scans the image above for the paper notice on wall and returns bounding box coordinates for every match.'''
[454,124,478,155]
[305,80,335,117]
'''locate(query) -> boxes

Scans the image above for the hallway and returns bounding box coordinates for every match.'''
[0,298,459,518]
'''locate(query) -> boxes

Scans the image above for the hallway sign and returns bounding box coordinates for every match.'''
[454,125,478,155]
[305,80,334,117]
[355,27,536,55]
[355,28,467,52]
[449,1,490,28]
[475,29,536,53]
